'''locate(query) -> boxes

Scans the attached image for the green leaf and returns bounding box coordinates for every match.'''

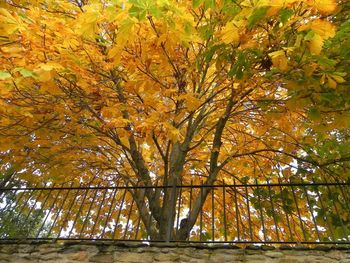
[192,0,204,8]
[248,7,268,29]
[149,6,162,18]
[309,108,321,121]
[204,0,215,10]
[18,68,36,78]
[279,8,293,24]
[304,30,315,41]
[129,5,146,19]
[229,52,246,79]
[0,70,11,80]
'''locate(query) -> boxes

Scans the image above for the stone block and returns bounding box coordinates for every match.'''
[116,252,153,263]
[67,251,89,261]
[89,253,113,263]
[265,251,283,258]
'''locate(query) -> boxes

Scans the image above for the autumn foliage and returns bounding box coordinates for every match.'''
[0,0,349,241]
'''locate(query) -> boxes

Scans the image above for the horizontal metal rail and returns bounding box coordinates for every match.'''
[1,182,349,191]
[0,182,349,245]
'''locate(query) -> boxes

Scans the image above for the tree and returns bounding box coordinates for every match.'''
[0,0,349,241]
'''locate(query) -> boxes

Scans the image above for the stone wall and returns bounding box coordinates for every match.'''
[1,242,350,263]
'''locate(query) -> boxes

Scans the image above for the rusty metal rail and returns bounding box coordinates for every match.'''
[0,181,349,244]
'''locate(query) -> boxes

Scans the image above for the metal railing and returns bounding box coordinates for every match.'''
[0,180,349,245]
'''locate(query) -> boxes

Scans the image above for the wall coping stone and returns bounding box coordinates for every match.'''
[0,240,349,250]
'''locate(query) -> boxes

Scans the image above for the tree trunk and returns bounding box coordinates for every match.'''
[159,142,186,241]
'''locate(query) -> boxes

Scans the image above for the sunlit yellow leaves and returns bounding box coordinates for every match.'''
[299,19,336,55]
[308,33,324,55]
[101,106,120,119]
[220,21,240,44]
[40,80,62,94]
[178,93,202,111]
[269,50,289,71]
[307,0,337,14]
[299,19,336,40]
[0,83,12,96]
[1,45,23,55]
[320,72,347,89]
[268,0,299,7]
[105,117,130,129]
[108,17,137,64]
[62,38,80,49]
[0,8,25,34]
[164,123,181,142]
[75,5,102,39]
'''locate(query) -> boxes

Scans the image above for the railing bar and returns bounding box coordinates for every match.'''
[336,179,350,212]
[255,179,267,242]
[147,181,157,240]
[2,182,349,191]
[0,190,21,214]
[277,176,294,241]
[234,180,240,242]
[101,188,118,239]
[56,185,82,239]
[36,186,62,238]
[211,186,215,242]
[301,178,321,241]
[245,184,253,241]
[0,186,38,233]
[290,180,307,241]
[21,189,45,236]
[0,174,17,200]
[199,180,203,242]
[46,183,73,238]
[13,185,39,218]
[90,188,108,239]
[2,237,350,244]
[79,184,100,239]
[324,178,350,242]
[23,186,53,237]
[267,180,280,242]
[113,185,127,239]
[68,188,89,238]
[222,180,227,242]
[175,182,183,238]
[134,187,147,240]
[123,194,135,240]
[188,180,193,241]
[312,178,335,242]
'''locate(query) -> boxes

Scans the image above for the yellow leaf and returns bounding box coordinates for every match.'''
[62,38,80,49]
[330,74,346,83]
[186,96,201,111]
[1,46,23,53]
[269,50,289,71]
[268,0,299,7]
[37,62,63,71]
[35,70,52,82]
[299,19,336,40]
[303,63,318,77]
[108,45,122,60]
[327,75,337,89]
[0,8,25,34]
[221,21,240,44]
[307,0,337,14]
[23,112,33,118]
[309,34,324,55]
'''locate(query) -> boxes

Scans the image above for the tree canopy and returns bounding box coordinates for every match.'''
[0,0,349,241]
